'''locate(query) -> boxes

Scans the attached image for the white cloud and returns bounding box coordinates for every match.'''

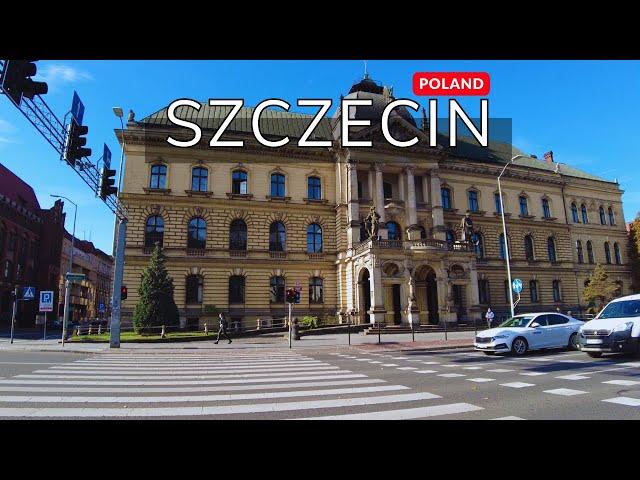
[0,136,14,144]
[0,118,15,132]
[38,64,93,87]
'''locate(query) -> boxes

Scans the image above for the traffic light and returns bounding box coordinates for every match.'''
[64,119,91,166]
[121,286,128,300]
[0,60,48,105]
[295,289,301,304]
[99,167,117,200]
[286,288,296,304]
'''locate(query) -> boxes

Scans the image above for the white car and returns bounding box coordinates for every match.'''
[578,294,640,358]
[474,312,583,356]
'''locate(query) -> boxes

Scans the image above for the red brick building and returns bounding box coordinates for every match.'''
[0,163,65,327]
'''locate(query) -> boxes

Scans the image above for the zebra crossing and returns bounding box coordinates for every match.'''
[0,351,484,419]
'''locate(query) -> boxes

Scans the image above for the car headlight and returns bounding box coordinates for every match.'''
[612,322,634,332]
[492,334,509,340]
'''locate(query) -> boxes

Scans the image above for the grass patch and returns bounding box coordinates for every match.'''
[70,331,214,343]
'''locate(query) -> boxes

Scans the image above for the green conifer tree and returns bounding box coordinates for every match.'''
[133,244,179,333]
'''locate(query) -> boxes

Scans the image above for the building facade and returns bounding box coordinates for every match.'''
[57,232,114,322]
[117,76,632,329]
[0,163,65,326]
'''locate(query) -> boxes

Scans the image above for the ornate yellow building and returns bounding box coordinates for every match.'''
[117,76,631,329]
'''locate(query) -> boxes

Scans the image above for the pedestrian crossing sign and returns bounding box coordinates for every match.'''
[22,286,36,300]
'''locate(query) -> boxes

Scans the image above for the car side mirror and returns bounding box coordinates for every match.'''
[530,322,541,328]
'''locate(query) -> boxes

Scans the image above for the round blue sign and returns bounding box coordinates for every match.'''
[512,278,523,294]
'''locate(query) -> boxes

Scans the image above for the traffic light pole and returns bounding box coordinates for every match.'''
[110,217,127,348]
[288,302,292,349]
[10,286,18,344]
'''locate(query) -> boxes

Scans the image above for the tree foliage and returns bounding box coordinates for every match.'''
[628,215,640,292]
[582,263,620,311]
[133,244,179,333]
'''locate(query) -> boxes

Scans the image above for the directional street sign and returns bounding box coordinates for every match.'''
[70,91,85,125]
[103,144,112,169]
[66,272,86,282]
[39,291,54,312]
[22,286,35,300]
[512,278,523,294]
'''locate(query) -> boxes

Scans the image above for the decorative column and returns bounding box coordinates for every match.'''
[430,169,445,240]
[347,162,360,247]
[468,263,482,322]
[369,258,387,324]
[405,165,420,240]
[373,163,387,239]
[406,268,420,326]
[422,172,430,207]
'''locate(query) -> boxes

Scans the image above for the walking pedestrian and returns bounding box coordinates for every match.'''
[485,307,495,328]
[215,312,232,344]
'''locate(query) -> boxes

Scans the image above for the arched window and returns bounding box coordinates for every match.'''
[229,219,247,251]
[191,167,208,192]
[499,233,507,260]
[519,195,529,216]
[614,242,622,264]
[529,280,539,303]
[468,190,479,212]
[145,215,164,248]
[552,280,562,302]
[187,217,207,249]
[270,173,285,197]
[387,222,401,241]
[270,276,285,303]
[576,240,584,263]
[599,206,606,225]
[269,222,286,251]
[542,198,551,218]
[472,232,484,259]
[232,170,248,194]
[571,203,579,223]
[446,230,456,245]
[524,235,535,261]
[547,237,557,262]
[309,277,323,304]
[608,207,615,225]
[149,164,167,189]
[478,279,490,304]
[581,204,589,224]
[441,187,452,209]
[418,226,427,240]
[587,240,595,264]
[186,275,203,304]
[307,223,323,253]
[308,176,321,200]
[604,242,612,264]
[229,276,245,304]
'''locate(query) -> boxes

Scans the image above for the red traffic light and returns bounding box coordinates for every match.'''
[120,286,128,300]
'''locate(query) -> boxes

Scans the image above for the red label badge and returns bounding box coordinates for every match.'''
[413,72,490,96]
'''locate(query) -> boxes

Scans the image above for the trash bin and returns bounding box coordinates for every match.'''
[292,318,301,340]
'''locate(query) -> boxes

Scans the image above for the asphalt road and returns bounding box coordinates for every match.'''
[0,347,638,419]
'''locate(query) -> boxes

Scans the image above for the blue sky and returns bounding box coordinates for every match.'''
[1,60,639,254]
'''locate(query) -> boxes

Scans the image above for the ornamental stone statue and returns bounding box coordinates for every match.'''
[460,213,475,243]
[364,205,381,239]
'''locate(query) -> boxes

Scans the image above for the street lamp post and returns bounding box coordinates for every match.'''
[51,194,77,346]
[497,155,524,319]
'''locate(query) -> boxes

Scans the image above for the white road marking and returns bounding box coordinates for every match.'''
[397,367,418,371]
[300,403,483,420]
[0,392,442,418]
[0,362,64,365]
[0,385,409,404]
[602,397,640,407]
[438,373,466,378]
[382,364,398,367]
[0,378,386,394]
[59,361,326,370]
[442,365,459,368]
[421,361,440,365]
[602,380,640,386]
[544,388,588,396]
[500,382,535,389]
[519,372,548,376]
[555,374,590,380]
[34,366,339,376]
[368,361,383,364]
[492,416,525,420]
[415,370,438,374]
[466,378,495,383]
[462,366,483,370]
[487,369,514,373]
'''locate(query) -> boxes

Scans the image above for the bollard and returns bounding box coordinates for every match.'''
[98,325,102,335]
[204,323,208,335]
[348,321,351,346]
[412,324,415,342]
[88,326,92,336]
[161,325,166,339]
[444,319,448,341]
[378,322,381,344]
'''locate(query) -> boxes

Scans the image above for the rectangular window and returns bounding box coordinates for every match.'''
[441,188,451,209]
[542,199,551,218]
[478,279,490,304]
[383,182,393,200]
[519,196,529,216]
[468,191,479,212]
[308,177,321,200]
[186,276,203,304]
[494,193,502,213]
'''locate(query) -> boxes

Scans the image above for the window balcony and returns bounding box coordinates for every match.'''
[269,251,287,259]
[186,248,206,257]
[308,253,324,260]
[229,250,247,258]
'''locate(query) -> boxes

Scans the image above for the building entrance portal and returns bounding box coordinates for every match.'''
[392,284,401,325]
[359,269,371,324]
[416,265,439,325]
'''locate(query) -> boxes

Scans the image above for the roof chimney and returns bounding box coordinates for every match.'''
[543,150,554,165]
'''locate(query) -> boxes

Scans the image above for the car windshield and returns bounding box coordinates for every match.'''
[498,316,535,328]
[598,300,640,319]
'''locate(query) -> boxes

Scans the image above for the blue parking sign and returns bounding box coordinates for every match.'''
[98,302,105,313]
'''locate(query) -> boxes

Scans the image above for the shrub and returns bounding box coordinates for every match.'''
[301,315,319,329]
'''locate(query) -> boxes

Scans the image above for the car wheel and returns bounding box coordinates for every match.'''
[568,333,579,351]
[511,337,528,356]
[483,352,495,356]
[587,352,602,358]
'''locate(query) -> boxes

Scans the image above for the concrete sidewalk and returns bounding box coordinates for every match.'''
[0,330,476,354]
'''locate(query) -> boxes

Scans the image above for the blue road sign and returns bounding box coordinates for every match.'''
[103,144,112,169]
[39,291,54,312]
[22,286,36,300]
[512,278,523,294]
[98,303,106,313]
[71,91,85,125]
